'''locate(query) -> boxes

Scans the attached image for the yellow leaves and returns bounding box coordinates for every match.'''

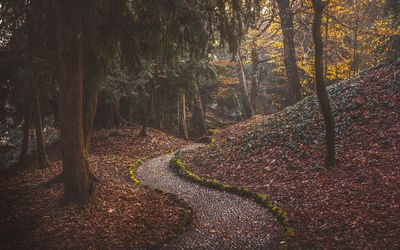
[247,28,259,37]
[270,40,284,49]
[218,76,239,85]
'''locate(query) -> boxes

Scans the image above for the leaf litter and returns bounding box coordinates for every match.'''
[181,59,400,249]
[0,125,187,249]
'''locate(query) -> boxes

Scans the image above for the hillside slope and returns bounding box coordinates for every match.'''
[181,59,400,249]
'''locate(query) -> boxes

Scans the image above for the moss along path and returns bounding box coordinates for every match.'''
[135,144,283,249]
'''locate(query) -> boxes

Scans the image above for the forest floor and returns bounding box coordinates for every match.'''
[181,59,400,249]
[136,144,283,249]
[1,59,398,249]
[0,126,188,249]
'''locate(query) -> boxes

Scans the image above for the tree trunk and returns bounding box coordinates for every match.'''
[139,87,151,136]
[177,88,189,140]
[160,91,168,129]
[28,0,50,168]
[93,95,107,128]
[83,51,101,153]
[33,91,50,168]
[353,24,359,74]
[236,51,254,119]
[19,96,33,162]
[276,0,303,105]
[156,87,162,129]
[324,7,329,80]
[23,0,37,164]
[149,83,162,129]
[57,0,94,205]
[311,0,336,167]
[250,47,259,112]
[112,102,121,128]
[128,96,133,122]
[334,22,339,81]
[106,103,114,128]
[30,0,49,168]
[192,80,207,137]
[119,96,132,122]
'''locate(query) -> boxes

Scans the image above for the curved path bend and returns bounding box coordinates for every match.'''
[136,144,282,249]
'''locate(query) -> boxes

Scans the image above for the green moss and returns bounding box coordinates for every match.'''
[208,129,217,135]
[129,157,148,186]
[127,147,194,248]
[171,156,295,249]
[258,194,269,202]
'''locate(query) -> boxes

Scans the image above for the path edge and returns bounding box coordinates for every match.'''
[128,148,194,249]
[170,152,295,250]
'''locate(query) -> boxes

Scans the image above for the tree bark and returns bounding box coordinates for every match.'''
[128,96,133,122]
[119,96,133,122]
[352,0,359,75]
[192,79,207,137]
[324,7,329,80]
[250,47,260,112]
[30,0,49,168]
[106,103,114,128]
[149,83,162,129]
[311,0,336,167]
[33,91,50,168]
[160,91,167,129]
[236,51,254,119]
[19,96,33,162]
[83,51,101,153]
[276,0,303,105]
[177,88,189,140]
[57,0,94,205]
[112,102,121,128]
[333,21,339,81]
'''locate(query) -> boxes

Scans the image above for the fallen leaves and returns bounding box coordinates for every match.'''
[0,125,187,249]
[182,60,400,249]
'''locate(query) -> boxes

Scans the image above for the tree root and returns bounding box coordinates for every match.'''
[43,171,99,189]
[43,172,65,188]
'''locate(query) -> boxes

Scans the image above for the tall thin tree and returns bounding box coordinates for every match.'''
[236,51,254,119]
[276,0,303,105]
[31,0,49,168]
[311,0,336,167]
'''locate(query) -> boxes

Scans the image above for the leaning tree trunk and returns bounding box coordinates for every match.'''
[19,96,33,162]
[57,0,95,205]
[311,0,336,167]
[192,80,207,137]
[177,88,189,140]
[33,91,50,168]
[236,51,254,119]
[276,0,303,105]
[250,47,260,112]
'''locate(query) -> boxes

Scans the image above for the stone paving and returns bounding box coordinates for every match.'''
[136,144,282,249]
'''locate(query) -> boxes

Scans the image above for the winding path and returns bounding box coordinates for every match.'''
[136,144,282,249]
